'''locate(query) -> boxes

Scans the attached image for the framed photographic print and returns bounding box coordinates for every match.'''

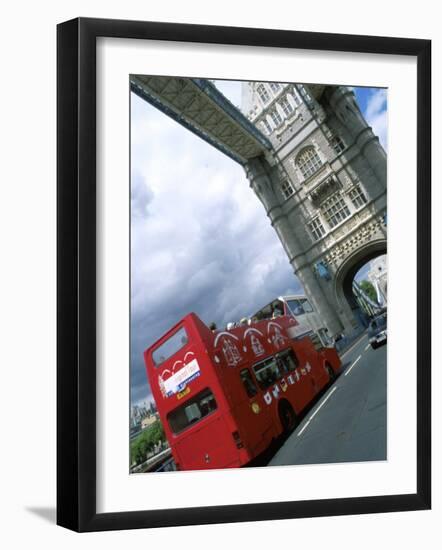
[57,17,431,532]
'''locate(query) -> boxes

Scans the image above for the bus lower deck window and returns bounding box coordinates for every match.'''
[167,388,217,434]
[309,332,323,351]
[253,357,282,390]
[276,348,299,372]
[240,368,258,397]
[253,349,300,389]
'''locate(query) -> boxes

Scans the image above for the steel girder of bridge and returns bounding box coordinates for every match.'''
[130,75,273,165]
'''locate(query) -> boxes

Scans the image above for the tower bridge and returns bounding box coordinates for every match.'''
[131,75,387,337]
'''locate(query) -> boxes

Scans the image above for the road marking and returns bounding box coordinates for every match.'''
[365,344,370,351]
[341,332,367,359]
[297,386,337,437]
[344,354,361,376]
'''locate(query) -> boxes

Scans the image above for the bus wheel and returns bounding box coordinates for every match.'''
[325,362,336,384]
[279,400,297,433]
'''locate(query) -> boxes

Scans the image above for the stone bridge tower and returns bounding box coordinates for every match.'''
[241,82,387,336]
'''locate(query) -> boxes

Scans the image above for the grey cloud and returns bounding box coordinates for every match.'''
[130,238,301,405]
[131,172,154,219]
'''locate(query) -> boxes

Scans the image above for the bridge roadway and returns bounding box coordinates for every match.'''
[269,332,387,466]
[130,76,272,165]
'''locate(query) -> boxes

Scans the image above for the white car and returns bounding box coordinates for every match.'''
[368,314,387,349]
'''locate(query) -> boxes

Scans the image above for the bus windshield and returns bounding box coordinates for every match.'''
[286,298,313,316]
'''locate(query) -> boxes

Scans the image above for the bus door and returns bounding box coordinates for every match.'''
[286,342,318,411]
[234,367,276,455]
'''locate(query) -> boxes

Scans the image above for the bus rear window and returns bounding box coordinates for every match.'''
[167,388,217,434]
[152,326,189,366]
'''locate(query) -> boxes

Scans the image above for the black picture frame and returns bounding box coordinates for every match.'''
[57,17,431,532]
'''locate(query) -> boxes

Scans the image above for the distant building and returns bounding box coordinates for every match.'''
[141,415,157,430]
[368,255,387,306]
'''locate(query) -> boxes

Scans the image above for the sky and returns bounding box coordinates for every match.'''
[130,81,387,407]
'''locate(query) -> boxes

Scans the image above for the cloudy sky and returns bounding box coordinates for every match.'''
[130,81,387,407]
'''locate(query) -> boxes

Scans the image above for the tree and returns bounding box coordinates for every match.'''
[130,420,166,465]
[358,280,378,303]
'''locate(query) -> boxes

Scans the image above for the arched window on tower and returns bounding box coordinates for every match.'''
[279,96,294,116]
[269,108,283,127]
[260,118,272,135]
[291,89,302,107]
[296,146,323,179]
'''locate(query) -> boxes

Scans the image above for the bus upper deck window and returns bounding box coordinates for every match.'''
[152,326,189,366]
[287,299,304,316]
[278,349,299,371]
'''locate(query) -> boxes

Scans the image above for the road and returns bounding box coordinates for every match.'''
[269,332,387,466]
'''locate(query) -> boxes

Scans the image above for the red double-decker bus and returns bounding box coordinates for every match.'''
[143,313,341,471]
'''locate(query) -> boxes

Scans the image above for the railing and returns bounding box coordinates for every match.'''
[352,280,385,313]
[130,447,172,474]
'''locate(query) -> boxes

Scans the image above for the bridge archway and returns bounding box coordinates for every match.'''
[334,239,387,331]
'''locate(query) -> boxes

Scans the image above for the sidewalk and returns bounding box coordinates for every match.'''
[335,327,367,356]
